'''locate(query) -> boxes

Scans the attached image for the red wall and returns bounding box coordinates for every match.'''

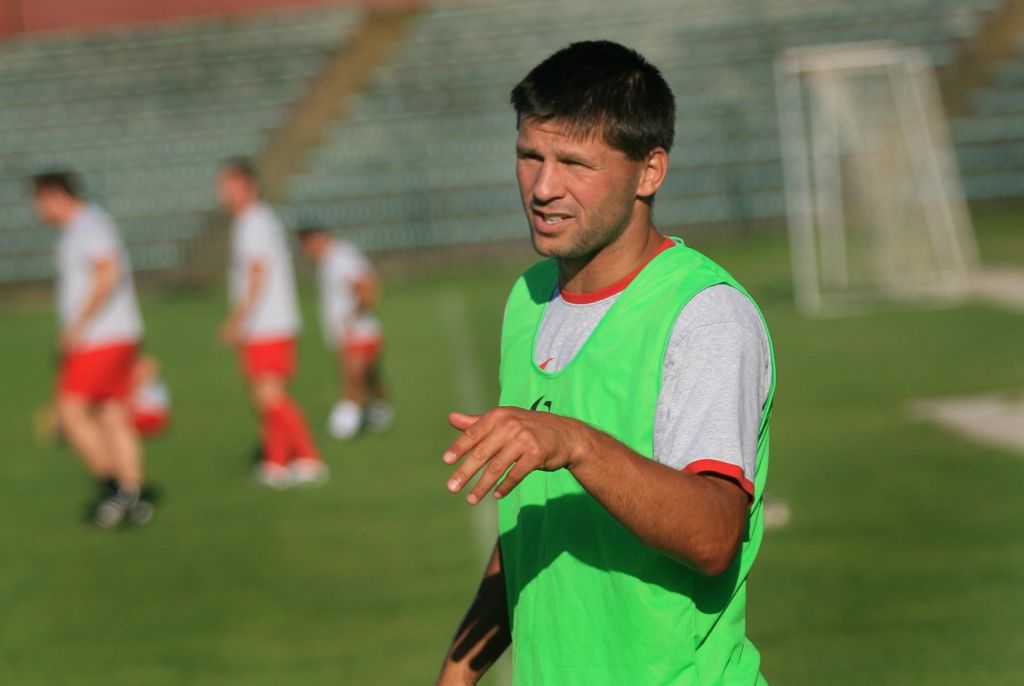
[0,0,416,38]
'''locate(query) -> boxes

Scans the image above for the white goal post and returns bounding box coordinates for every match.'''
[775,42,979,316]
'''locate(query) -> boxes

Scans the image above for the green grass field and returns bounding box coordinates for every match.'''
[2,216,1024,685]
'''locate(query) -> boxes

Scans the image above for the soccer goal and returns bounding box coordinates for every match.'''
[775,43,979,316]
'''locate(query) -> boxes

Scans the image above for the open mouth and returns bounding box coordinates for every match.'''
[532,209,573,233]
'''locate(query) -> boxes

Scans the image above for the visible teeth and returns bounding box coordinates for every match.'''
[545,216,566,224]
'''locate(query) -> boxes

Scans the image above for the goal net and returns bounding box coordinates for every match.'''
[775,43,979,316]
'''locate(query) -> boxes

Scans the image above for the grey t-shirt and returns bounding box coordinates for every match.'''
[535,283,771,495]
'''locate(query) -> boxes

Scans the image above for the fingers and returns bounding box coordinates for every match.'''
[448,412,480,431]
[493,457,535,500]
[446,424,509,498]
[444,407,545,504]
[465,441,525,505]
[443,413,487,465]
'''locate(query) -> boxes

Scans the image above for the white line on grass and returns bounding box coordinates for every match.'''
[438,288,497,561]
[438,288,511,686]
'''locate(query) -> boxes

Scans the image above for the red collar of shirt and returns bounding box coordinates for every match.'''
[559,236,676,305]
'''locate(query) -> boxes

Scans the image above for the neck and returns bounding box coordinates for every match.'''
[234,197,258,216]
[60,200,85,228]
[558,221,663,294]
[314,239,332,261]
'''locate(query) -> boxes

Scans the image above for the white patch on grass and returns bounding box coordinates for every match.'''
[438,288,498,558]
[910,391,1024,455]
[970,267,1024,314]
[438,288,511,685]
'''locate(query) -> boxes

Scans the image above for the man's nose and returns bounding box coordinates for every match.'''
[531,162,565,204]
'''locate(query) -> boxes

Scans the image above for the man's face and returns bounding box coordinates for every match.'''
[515,118,647,260]
[298,234,325,262]
[217,170,252,214]
[32,189,69,227]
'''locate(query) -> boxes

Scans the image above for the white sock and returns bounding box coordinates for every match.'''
[328,400,363,440]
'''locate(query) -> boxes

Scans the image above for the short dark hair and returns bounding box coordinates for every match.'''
[32,170,81,198]
[295,223,329,241]
[510,40,675,160]
[221,157,260,184]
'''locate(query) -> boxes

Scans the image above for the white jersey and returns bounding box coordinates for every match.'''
[55,204,143,347]
[229,203,301,341]
[316,239,381,346]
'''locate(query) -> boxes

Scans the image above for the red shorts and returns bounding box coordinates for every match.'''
[342,335,383,361]
[58,341,138,402]
[241,338,296,380]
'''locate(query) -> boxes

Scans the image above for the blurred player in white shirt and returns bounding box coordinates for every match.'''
[217,159,326,488]
[31,171,154,527]
[297,225,393,439]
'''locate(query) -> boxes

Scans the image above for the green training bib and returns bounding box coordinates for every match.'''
[497,238,775,685]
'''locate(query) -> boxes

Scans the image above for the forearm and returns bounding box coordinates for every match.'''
[570,426,746,576]
[438,542,510,685]
[69,261,116,332]
[229,301,252,325]
[444,409,748,575]
[353,277,378,314]
[73,283,111,330]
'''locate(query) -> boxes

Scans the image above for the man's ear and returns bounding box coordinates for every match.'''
[636,147,669,199]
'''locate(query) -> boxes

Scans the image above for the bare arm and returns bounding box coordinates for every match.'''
[444,409,748,576]
[220,260,265,345]
[63,256,118,350]
[570,427,747,575]
[351,275,379,313]
[437,542,510,685]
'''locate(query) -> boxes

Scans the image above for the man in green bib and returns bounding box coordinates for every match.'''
[437,40,775,686]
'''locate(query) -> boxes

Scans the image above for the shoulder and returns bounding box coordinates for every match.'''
[334,240,370,268]
[321,242,348,273]
[676,284,765,336]
[503,260,557,324]
[660,240,729,277]
[514,259,558,297]
[240,205,283,245]
[659,285,773,413]
[245,204,283,233]
[335,239,360,257]
[520,258,556,281]
[502,260,558,318]
[662,285,771,380]
[637,241,741,310]
[80,205,114,230]
[84,204,113,224]
[662,285,772,392]
[76,206,120,247]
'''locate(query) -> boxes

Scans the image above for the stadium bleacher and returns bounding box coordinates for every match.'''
[5,0,1024,284]
[282,0,1000,252]
[0,6,362,283]
[954,35,1024,200]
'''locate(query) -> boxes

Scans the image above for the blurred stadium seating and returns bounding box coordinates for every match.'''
[282,0,1000,251]
[0,5,362,283]
[4,0,1024,284]
[958,37,1024,199]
